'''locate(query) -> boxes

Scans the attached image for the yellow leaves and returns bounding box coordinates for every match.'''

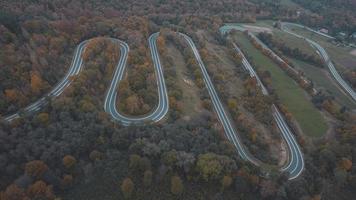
[228,98,238,111]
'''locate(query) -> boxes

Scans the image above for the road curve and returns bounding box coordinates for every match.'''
[220,24,304,180]
[3,31,260,167]
[104,33,169,125]
[4,35,170,125]
[4,40,88,122]
[233,43,304,180]
[281,22,356,103]
[179,32,260,166]
[2,30,303,180]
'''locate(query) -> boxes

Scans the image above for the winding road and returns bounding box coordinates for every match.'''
[3,30,304,180]
[4,40,89,122]
[4,35,170,125]
[281,22,356,103]
[103,33,169,125]
[221,25,304,180]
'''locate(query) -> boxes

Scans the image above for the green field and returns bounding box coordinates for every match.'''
[279,0,300,7]
[233,32,328,137]
[273,29,319,57]
[266,29,356,108]
[287,26,356,73]
[289,58,356,109]
[237,21,321,57]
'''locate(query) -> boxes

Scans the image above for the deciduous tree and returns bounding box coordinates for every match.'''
[121,178,134,199]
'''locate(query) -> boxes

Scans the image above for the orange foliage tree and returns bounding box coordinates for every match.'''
[25,160,48,178]
[63,155,77,169]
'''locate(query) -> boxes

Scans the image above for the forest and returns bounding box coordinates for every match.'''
[291,0,356,34]
[1,0,356,200]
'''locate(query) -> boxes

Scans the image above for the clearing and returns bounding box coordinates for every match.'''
[233,31,328,137]
[266,28,356,108]
[165,42,202,118]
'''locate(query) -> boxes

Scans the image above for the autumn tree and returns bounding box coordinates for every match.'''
[121,178,134,199]
[35,112,49,125]
[1,184,27,200]
[25,160,48,178]
[125,94,140,115]
[61,174,73,188]
[196,153,236,181]
[170,176,184,195]
[27,180,55,200]
[30,71,48,95]
[339,158,352,171]
[221,175,233,190]
[62,155,76,169]
[4,89,18,103]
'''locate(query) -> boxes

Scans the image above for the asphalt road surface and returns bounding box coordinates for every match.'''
[281,22,356,103]
[221,24,304,180]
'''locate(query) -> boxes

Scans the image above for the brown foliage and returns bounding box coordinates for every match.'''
[61,174,73,187]
[121,178,134,199]
[62,155,77,169]
[27,181,55,200]
[1,184,28,200]
[30,71,46,95]
[4,89,18,103]
[25,160,48,178]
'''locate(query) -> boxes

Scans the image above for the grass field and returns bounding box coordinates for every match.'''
[265,29,356,108]
[288,26,356,73]
[273,29,319,57]
[280,0,298,6]
[289,58,356,109]
[233,32,328,137]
